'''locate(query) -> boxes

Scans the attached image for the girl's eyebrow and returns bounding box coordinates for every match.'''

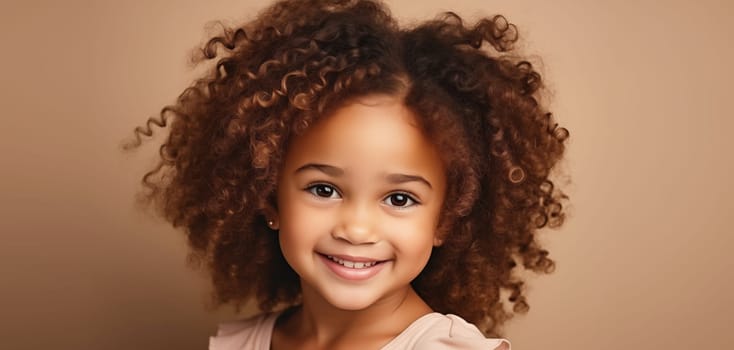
[294,163,432,189]
[294,163,344,176]
[385,173,432,189]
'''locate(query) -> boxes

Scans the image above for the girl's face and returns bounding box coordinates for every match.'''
[275,94,446,311]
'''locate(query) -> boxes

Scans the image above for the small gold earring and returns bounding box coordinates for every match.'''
[267,220,274,227]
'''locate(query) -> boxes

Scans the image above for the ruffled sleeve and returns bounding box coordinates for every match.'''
[208,313,279,350]
[382,313,511,350]
[434,314,510,349]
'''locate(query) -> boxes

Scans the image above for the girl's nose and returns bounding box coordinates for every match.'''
[331,201,378,245]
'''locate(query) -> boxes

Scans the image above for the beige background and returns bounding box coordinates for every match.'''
[1,0,732,349]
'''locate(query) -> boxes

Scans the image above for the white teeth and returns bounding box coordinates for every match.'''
[326,255,377,269]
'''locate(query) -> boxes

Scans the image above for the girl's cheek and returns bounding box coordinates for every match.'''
[284,201,338,231]
[381,215,434,240]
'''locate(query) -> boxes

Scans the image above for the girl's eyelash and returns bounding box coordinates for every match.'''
[304,183,341,199]
[303,184,421,208]
[383,192,421,209]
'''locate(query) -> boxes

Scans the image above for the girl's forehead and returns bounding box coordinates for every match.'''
[282,96,444,177]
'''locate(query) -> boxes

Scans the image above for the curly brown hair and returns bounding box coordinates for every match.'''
[127,0,568,337]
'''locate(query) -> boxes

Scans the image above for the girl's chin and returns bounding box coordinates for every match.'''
[314,284,412,312]
[322,293,379,311]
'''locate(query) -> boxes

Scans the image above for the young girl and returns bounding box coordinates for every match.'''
[128,0,568,348]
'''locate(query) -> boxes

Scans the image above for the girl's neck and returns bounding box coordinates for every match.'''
[275,285,432,349]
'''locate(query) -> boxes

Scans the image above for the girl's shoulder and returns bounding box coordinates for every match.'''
[383,313,511,350]
[209,311,281,350]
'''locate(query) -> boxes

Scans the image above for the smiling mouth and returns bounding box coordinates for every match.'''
[324,255,383,269]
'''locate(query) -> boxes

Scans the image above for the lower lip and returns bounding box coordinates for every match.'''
[318,254,386,281]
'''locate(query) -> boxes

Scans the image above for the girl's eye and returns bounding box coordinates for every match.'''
[384,193,418,208]
[307,184,340,199]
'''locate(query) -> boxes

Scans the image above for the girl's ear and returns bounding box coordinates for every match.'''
[268,220,280,231]
[263,206,280,230]
[267,217,280,230]
[433,224,448,247]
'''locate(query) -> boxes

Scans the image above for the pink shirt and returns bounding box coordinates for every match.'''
[210,311,511,349]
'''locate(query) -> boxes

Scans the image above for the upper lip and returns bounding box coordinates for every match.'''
[321,253,384,262]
